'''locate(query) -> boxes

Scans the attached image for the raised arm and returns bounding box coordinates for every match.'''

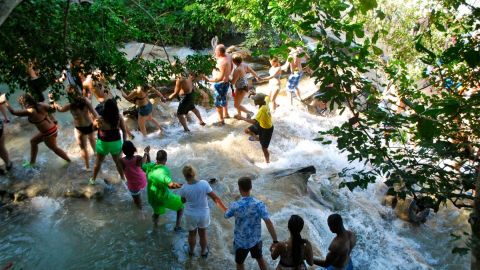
[118,115,128,142]
[5,102,31,117]
[207,191,227,212]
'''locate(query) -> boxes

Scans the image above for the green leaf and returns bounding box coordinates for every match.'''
[359,0,378,13]
[372,46,383,55]
[372,31,379,44]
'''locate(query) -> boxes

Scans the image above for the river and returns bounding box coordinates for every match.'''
[0,55,471,269]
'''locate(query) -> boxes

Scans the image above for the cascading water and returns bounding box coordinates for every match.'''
[0,50,471,270]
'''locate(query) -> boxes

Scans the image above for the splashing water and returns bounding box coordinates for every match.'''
[0,66,470,270]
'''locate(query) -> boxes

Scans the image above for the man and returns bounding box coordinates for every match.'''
[314,214,356,270]
[225,177,278,270]
[236,93,274,163]
[204,44,233,126]
[284,47,306,104]
[142,148,184,230]
[82,71,114,116]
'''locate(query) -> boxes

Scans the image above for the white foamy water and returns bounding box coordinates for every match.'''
[0,74,470,269]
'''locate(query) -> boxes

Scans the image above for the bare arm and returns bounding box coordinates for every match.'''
[270,242,285,260]
[121,90,137,102]
[305,240,314,266]
[262,67,282,80]
[168,182,183,189]
[142,146,151,164]
[5,102,31,116]
[149,87,166,101]
[246,64,260,79]
[206,63,226,83]
[85,98,99,120]
[230,68,241,86]
[263,218,278,242]
[237,115,257,124]
[208,191,227,212]
[313,246,338,267]
[169,79,182,100]
[52,102,71,113]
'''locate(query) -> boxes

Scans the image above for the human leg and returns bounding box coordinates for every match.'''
[75,129,89,169]
[87,132,96,153]
[0,133,11,168]
[270,88,280,111]
[148,114,163,132]
[44,135,71,162]
[191,108,206,125]
[188,229,198,255]
[138,115,147,136]
[177,114,189,132]
[215,107,224,125]
[131,194,142,209]
[233,90,250,117]
[29,133,44,164]
[111,153,125,180]
[198,228,208,255]
[175,209,183,229]
[92,153,106,182]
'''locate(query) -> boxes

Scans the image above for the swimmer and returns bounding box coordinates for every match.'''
[231,54,260,118]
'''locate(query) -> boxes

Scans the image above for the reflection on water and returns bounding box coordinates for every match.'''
[0,79,470,270]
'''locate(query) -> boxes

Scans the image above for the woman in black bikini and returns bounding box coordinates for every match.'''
[52,86,98,170]
[121,85,165,137]
[5,93,71,168]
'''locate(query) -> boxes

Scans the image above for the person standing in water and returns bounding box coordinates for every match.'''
[270,215,314,269]
[0,95,12,174]
[121,85,165,137]
[231,54,260,119]
[260,57,283,111]
[82,71,114,116]
[89,99,126,185]
[203,44,233,126]
[177,165,227,257]
[225,176,278,270]
[314,214,356,270]
[236,93,274,163]
[120,141,148,209]
[168,71,206,132]
[5,94,71,168]
[285,47,306,104]
[52,85,98,170]
[142,149,184,229]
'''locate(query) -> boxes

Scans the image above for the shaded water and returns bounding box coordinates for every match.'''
[0,77,470,269]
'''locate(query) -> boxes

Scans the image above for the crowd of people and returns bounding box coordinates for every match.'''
[0,42,358,269]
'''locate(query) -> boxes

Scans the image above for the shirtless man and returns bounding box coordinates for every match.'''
[314,214,356,270]
[203,44,233,126]
[284,47,307,104]
[168,72,206,132]
[82,72,113,115]
[52,86,98,170]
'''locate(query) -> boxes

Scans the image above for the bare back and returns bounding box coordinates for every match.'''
[216,55,232,82]
[328,231,356,269]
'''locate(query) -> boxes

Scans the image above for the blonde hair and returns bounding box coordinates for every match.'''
[182,165,196,180]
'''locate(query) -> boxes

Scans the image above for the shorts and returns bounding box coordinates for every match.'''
[287,72,303,92]
[75,124,94,135]
[235,241,263,264]
[151,191,184,215]
[248,122,274,148]
[138,102,153,116]
[129,187,145,196]
[185,214,210,231]
[96,139,122,156]
[213,82,229,107]
[177,92,195,115]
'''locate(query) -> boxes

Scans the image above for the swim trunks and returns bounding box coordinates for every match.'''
[75,124,94,135]
[138,102,153,116]
[213,82,229,107]
[287,72,303,92]
[177,92,195,115]
[326,259,353,270]
[248,122,274,148]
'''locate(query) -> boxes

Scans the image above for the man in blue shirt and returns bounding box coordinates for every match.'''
[225,176,278,270]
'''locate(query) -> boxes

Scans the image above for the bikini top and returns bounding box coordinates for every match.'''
[134,94,147,102]
[28,113,50,125]
[98,128,121,142]
[235,75,249,89]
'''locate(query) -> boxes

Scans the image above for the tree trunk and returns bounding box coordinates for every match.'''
[0,0,22,26]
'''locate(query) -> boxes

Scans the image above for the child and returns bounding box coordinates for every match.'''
[177,165,227,257]
[260,57,282,111]
[120,141,148,209]
[236,93,274,163]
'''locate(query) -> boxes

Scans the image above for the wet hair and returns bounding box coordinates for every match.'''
[156,150,167,163]
[103,99,119,127]
[232,54,243,65]
[140,84,150,93]
[182,165,196,180]
[288,215,305,266]
[216,44,226,54]
[19,94,37,110]
[122,140,136,158]
[327,213,344,234]
[238,177,252,192]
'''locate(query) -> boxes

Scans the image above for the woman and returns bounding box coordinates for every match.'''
[168,72,206,132]
[0,95,12,174]
[121,85,165,136]
[52,86,98,170]
[261,57,282,111]
[231,54,260,119]
[271,215,314,270]
[89,99,126,185]
[5,94,71,168]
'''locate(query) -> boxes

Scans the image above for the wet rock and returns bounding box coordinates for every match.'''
[226,45,253,62]
[64,182,105,199]
[383,195,430,224]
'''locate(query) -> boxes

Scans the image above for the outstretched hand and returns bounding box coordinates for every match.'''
[144,145,150,153]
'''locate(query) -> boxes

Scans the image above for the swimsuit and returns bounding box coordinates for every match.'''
[213,82,229,107]
[235,75,249,91]
[177,91,195,115]
[326,259,353,270]
[29,114,58,138]
[75,124,94,135]
[138,102,153,116]
[96,128,122,156]
[287,71,303,92]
